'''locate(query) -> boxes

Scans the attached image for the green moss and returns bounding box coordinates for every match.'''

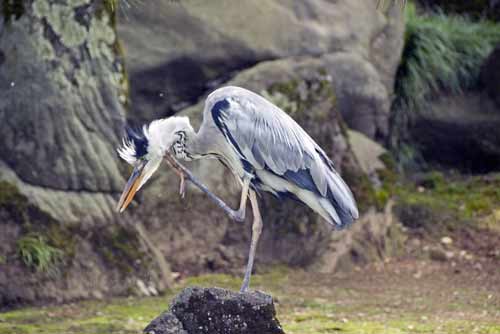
[264,74,336,121]
[0,181,29,221]
[2,0,25,22]
[341,167,377,213]
[92,225,148,274]
[394,172,500,234]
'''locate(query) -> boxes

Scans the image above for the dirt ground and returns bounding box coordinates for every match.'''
[0,251,498,334]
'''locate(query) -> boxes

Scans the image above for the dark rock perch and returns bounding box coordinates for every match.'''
[144,287,284,334]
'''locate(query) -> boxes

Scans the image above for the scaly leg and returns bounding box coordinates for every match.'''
[164,153,250,222]
[240,190,262,293]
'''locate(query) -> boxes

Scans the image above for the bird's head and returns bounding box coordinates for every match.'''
[116,116,193,213]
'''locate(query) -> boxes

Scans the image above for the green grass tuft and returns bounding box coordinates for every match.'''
[16,234,64,274]
[394,3,500,112]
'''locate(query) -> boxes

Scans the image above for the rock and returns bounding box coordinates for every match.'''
[480,44,500,107]
[144,312,187,334]
[441,236,453,246]
[0,1,159,308]
[406,92,500,173]
[348,129,388,186]
[118,0,404,140]
[143,287,284,334]
[314,200,406,273]
[429,247,448,262]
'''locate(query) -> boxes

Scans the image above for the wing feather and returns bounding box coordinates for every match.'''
[206,86,358,226]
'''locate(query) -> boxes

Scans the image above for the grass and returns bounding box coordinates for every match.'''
[394,3,500,112]
[393,171,500,233]
[16,234,64,274]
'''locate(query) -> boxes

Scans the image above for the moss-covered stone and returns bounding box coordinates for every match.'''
[0,181,78,271]
[0,181,29,221]
[92,225,148,274]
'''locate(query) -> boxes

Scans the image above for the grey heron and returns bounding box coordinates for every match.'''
[116,86,359,292]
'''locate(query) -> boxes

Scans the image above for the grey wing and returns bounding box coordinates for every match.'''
[207,87,359,226]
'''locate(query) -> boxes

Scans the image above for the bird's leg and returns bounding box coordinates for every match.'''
[240,189,262,293]
[164,154,186,198]
[163,153,250,222]
[232,177,250,222]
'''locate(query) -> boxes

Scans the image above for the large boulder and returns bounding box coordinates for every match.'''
[481,44,500,107]
[0,0,160,307]
[118,0,404,140]
[406,92,500,173]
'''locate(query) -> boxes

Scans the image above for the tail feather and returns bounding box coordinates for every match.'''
[321,169,359,228]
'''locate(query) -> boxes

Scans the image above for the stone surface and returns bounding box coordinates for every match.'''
[0,0,159,307]
[143,287,284,334]
[407,92,500,173]
[118,0,404,140]
[480,44,500,107]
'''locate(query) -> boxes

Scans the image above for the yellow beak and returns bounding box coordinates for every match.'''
[116,162,146,213]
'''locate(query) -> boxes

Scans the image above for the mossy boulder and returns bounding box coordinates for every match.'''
[0,0,162,308]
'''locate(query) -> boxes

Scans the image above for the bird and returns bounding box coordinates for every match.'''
[116,86,359,292]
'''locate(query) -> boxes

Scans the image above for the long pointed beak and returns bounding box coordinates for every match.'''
[116,162,146,213]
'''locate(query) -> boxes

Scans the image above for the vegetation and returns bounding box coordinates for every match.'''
[418,0,500,21]
[394,3,500,113]
[92,225,148,274]
[394,171,500,234]
[16,234,64,274]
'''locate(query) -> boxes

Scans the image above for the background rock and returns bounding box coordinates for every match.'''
[119,0,404,141]
[0,0,159,307]
[406,92,500,173]
[481,44,500,107]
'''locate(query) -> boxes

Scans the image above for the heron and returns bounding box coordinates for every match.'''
[116,86,359,292]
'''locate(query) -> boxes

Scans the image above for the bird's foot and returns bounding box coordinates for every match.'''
[239,283,249,293]
[230,210,245,223]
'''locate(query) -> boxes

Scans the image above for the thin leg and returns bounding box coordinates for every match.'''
[164,155,186,198]
[164,153,250,222]
[240,190,263,293]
